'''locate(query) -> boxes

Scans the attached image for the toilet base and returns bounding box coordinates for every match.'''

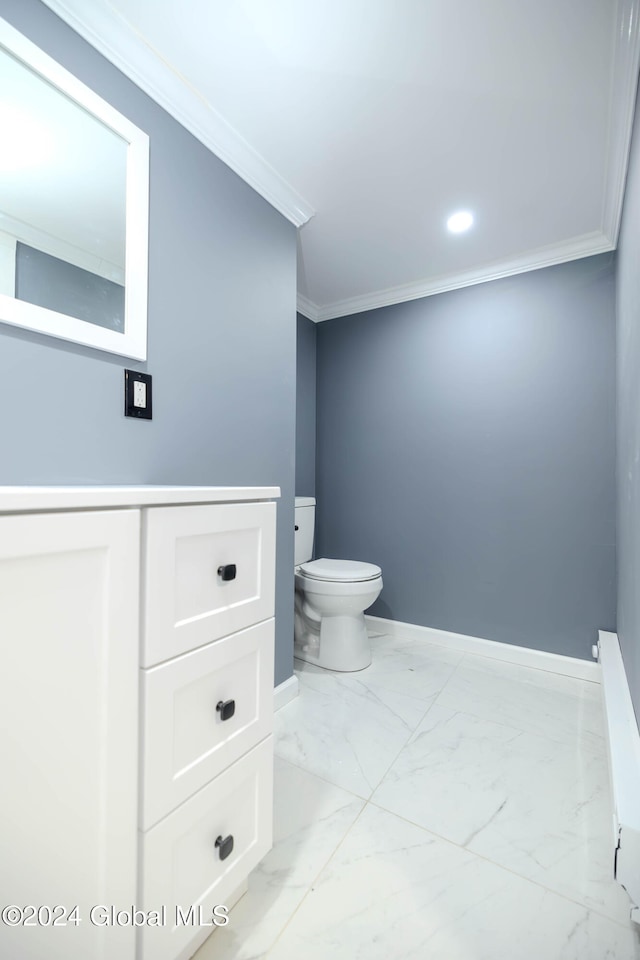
[294,610,372,672]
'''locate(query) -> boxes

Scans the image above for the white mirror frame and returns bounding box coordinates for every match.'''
[0,17,149,360]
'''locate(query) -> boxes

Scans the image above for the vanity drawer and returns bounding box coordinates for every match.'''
[138,736,273,960]
[142,502,276,666]
[140,619,274,829]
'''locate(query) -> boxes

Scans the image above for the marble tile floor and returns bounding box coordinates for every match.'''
[195,632,640,960]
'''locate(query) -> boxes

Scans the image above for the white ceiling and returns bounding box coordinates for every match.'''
[41,0,640,321]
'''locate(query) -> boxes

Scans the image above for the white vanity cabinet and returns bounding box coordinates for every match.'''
[0,486,279,960]
[0,507,140,960]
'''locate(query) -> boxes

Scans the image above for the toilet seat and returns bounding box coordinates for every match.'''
[299,558,381,583]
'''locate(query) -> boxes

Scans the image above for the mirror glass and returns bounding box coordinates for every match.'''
[0,19,148,359]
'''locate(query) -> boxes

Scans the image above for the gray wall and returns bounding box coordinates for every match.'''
[296,312,317,497]
[616,84,640,718]
[316,254,616,660]
[0,0,297,686]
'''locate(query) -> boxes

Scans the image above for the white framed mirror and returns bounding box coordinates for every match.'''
[0,17,149,360]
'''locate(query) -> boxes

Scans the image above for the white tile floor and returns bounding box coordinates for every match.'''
[195,632,640,960]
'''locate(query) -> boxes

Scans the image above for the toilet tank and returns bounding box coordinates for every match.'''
[294,497,315,566]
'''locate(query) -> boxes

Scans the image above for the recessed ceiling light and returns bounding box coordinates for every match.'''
[447,211,474,233]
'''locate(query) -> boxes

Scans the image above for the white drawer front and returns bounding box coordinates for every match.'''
[138,737,273,960]
[142,501,276,665]
[141,620,274,829]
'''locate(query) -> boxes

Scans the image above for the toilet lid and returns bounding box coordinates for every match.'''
[299,558,382,582]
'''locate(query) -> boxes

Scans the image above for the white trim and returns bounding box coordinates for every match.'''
[597,630,640,921]
[366,615,602,682]
[601,0,640,245]
[305,230,614,322]
[39,0,315,229]
[273,674,299,712]
[0,16,149,360]
[296,293,321,323]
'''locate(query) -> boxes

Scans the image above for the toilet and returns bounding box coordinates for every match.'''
[294,497,383,671]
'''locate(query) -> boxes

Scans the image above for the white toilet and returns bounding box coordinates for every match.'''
[294,497,382,671]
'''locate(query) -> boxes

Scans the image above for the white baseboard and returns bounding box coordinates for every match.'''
[274,674,299,712]
[365,615,601,682]
[597,630,640,922]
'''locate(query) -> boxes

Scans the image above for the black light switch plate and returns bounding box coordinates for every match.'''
[124,369,152,420]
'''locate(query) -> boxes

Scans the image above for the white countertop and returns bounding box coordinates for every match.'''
[0,485,281,513]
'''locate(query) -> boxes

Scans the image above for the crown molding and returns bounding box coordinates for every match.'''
[601,0,640,244]
[304,230,615,322]
[39,0,315,228]
[295,293,321,322]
